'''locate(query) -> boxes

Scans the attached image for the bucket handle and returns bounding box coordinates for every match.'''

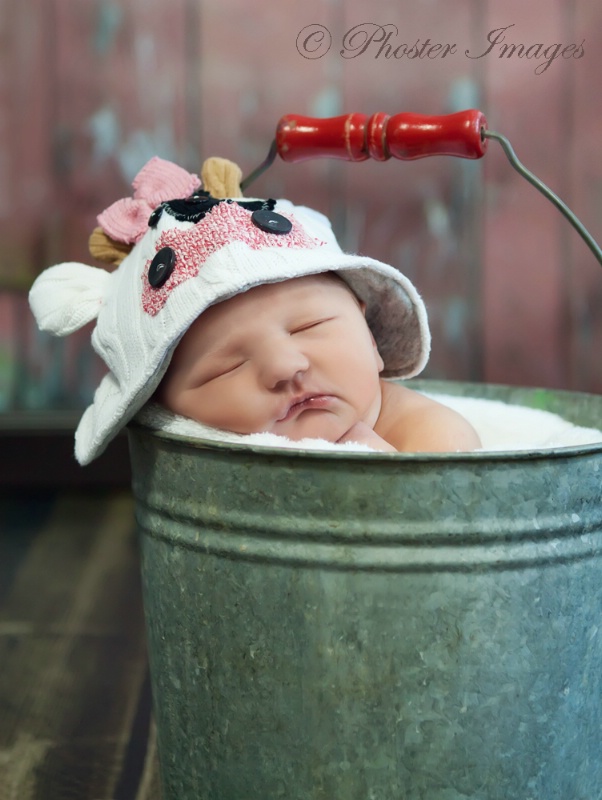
[240,111,602,268]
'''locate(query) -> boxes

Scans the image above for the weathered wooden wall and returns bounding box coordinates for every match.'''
[1,0,601,411]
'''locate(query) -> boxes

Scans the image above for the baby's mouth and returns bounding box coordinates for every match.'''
[277,394,336,422]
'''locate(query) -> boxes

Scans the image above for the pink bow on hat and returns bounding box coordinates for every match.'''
[97,157,202,245]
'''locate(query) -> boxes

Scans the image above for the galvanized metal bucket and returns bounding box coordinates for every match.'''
[128,380,602,800]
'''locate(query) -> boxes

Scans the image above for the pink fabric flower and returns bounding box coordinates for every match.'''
[98,157,202,244]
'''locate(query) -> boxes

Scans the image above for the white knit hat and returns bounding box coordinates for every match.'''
[29,157,431,465]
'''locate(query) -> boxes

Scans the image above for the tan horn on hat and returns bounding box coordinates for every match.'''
[89,227,134,267]
[201,157,244,199]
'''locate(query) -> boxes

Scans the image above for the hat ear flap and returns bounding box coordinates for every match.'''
[29,262,112,336]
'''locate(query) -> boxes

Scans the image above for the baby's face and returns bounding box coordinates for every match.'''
[158,273,385,442]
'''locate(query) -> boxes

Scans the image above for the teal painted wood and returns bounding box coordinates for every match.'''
[128,381,602,800]
[4,0,602,412]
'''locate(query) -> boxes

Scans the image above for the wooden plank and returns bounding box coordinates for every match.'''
[562,0,602,392]
[135,719,163,800]
[198,0,345,217]
[480,0,592,389]
[50,0,195,268]
[0,292,18,409]
[0,0,56,288]
[0,490,56,605]
[4,0,201,412]
[338,0,486,381]
[0,491,155,799]
[3,0,602,414]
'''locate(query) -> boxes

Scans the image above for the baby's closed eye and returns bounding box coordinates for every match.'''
[290,317,335,335]
[200,359,247,384]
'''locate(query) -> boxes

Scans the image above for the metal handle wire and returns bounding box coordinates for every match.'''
[241,127,602,268]
[483,130,602,267]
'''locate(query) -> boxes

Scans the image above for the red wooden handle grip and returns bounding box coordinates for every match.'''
[276,110,488,163]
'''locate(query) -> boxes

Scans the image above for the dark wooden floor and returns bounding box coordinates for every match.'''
[0,489,162,800]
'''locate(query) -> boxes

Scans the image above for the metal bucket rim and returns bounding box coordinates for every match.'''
[127,420,602,463]
[130,379,602,463]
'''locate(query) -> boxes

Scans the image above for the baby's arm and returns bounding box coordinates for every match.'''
[376,383,482,453]
[392,402,481,452]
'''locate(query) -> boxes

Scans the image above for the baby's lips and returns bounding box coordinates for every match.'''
[277,394,337,422]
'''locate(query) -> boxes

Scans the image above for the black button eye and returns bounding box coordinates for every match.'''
[148,205,164,228]
[251,209,292,235]
[148,247,176,288]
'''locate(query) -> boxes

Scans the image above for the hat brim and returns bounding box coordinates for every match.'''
[77,217,430,464]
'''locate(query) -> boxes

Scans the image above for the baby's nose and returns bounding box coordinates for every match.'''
[260,339,310,390]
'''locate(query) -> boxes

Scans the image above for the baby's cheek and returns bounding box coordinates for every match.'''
[203,385,274,434]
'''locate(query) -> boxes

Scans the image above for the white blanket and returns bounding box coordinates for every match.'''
[136,392,602,453]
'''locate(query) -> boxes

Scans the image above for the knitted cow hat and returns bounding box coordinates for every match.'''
[29,156,431,465]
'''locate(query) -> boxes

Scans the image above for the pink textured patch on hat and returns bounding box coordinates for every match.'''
[141,201,325,316]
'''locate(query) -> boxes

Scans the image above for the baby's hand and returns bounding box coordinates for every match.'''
[337,422,396,452]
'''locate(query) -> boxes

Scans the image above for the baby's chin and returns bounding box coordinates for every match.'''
[270,411,352,444]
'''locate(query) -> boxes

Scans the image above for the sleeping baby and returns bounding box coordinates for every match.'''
[156,272,480,453]
[28,156,480,463]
